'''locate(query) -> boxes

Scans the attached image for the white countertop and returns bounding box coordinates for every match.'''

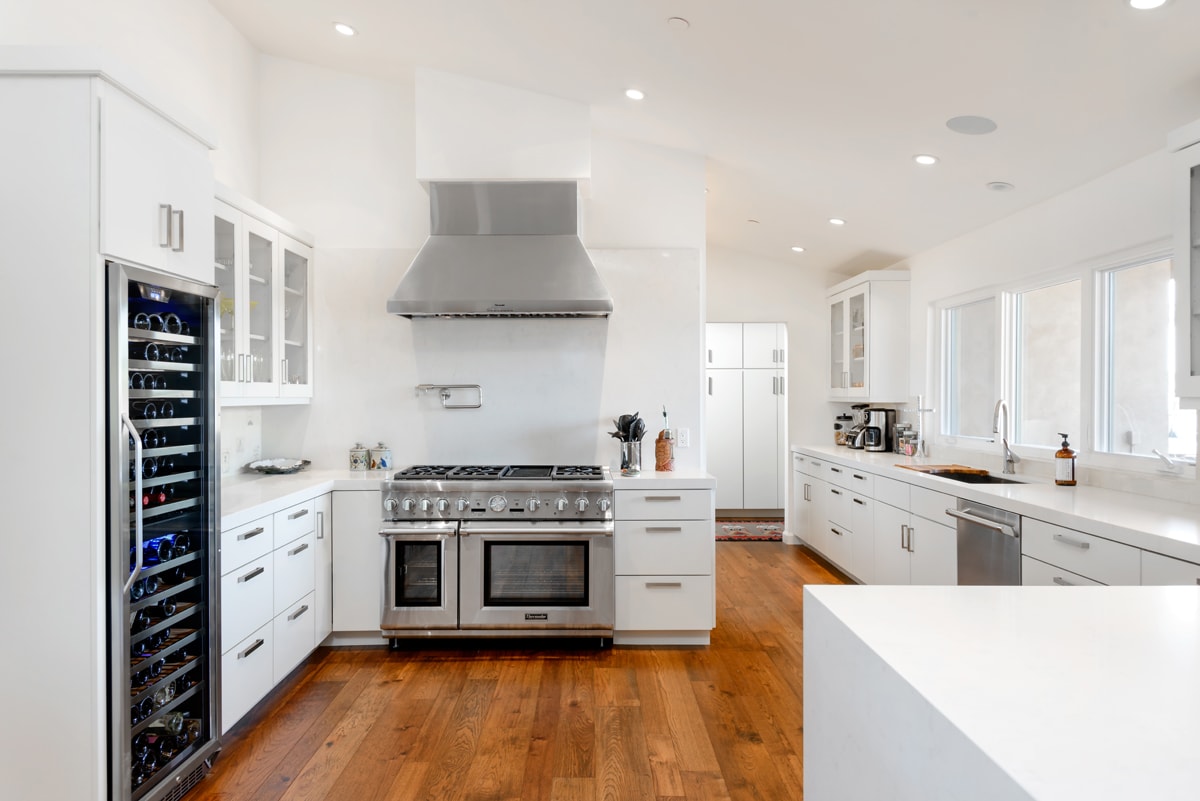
[794,444,1200,564]
[805,584,1200,800]
[611,468,715,489]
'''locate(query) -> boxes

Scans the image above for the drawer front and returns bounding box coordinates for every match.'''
[274,530,316,614]
[220,516,274,576]
[221,553,274,649]
[803,458,824,478]
[221,621,274,734]
[616,575,714,631]
[825,484,852,528]
[617,489,711,521]
[909,486,955,525]
[274,499,317,547]
[1021,555,1104,587]
[824,462,853,490]
[1022,518,1139,585]
[615,520,713,574]
[274,591,316,684]
[1141,551,1200,585]
[845,468,875,497]
[874,475,910,510]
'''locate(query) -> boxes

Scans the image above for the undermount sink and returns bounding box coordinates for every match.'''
[932,471,1024,485]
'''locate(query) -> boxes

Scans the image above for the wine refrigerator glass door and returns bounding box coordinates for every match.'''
[107,261,220,801]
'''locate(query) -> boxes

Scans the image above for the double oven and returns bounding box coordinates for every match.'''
[379,465,614,639]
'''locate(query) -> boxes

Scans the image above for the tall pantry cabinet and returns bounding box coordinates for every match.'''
[1170,117,1200,400]
[705,322,787,510]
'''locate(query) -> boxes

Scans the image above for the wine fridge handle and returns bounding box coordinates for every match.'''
[121,413,144,595]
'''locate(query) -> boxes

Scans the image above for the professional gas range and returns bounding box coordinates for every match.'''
[378,465,614,642]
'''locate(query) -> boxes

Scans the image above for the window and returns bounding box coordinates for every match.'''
[941,297,996,439]
[1013,280,1081,448]
[1097,258,1196,463]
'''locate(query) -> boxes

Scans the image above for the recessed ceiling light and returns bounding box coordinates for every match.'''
[791,246,806,253]
[625,88,645,101]
[333,22,356,36]
[1129,0,1166,9]
[914,154,939,166]
[987,181,1015,192]
[946,115,997,135]
[829,218,846,226]
[667,16,691,29]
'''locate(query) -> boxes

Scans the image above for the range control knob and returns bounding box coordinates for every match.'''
[420,498,433,512]
[383,497,399,513]
[488,495,508,513]
[576,497,590,513]
[401,498,416,512]
[527,498,541,512]
[436,498,450,513]
[597,497,611,513]
[456,498,470,512]
[554,497,568,512]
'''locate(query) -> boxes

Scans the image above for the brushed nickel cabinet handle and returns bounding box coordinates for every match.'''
[317,510,325,540]
[1052,576,1076,586]
[158,204,173,248]
[238,566,265,583]
[1052,533,1090,550]
[645,582,683,589]
[644,495,682,502]
[172,208,185,252]
[237,526,265,541]
[287,604,310,621]
[288,508,311,520]
[645,526,683,533]
[288,542,310,557]
[238,639,265,659]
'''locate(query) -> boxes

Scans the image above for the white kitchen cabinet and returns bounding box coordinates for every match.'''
[849,493,875,584]
[215,185,314,405]
[1170,118,1200,398]
[742,368,786,508]
[1141,550,1200,585]
[705,369,743,509]
[826,271,909,402]
[742,322,787,369]
[332,489,384,634]
[1021,556,1104,587]
[706,322,743,368]
[1021,518,1140,586]
[792,454,828,554]
[314,493,333,644]
[99,84,214,285]
[615,485,716,645]
[872,488,957,586]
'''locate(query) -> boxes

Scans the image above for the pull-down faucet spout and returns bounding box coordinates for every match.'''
[993,400,1021,474]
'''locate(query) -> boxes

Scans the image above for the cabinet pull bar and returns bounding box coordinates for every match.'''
[908,525,915,553]
[644,495,682,502]
[707,376,712,395]
[1051,576,1075,586]
[237,526,265,541]
[803,483,810,501]
[830,467,842,473]
[780,348,785,362]
[946,509,1019,539]
[852,473,865,481]
[707,348,712,363]
[317,510,325,540]
[288,542,310,556]
[779,377,784,396]
[158,204,172,248]
[830,528,841,537]
[830,489,842,496]
[645,582,683,589]
[1052,533,1090,550]
[287,604,310,621]
[852,498,865,506]
[172,208,185,252]
[238,566,265,583]
[645,526,683,533]
[288,508,311,520]
[238,639,265,659]
[772,348,778,363]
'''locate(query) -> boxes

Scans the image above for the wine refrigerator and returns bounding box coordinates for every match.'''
[107,261,221,801]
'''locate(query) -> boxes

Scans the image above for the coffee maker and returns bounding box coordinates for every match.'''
[845,404,869,449]
[863,408,896,452]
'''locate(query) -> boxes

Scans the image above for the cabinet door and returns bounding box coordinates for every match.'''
[908,518,957,585]
[242,216,279,396]
[279,235,314,398]
[706,323,743,368]
[1142,550,1200,585]
[706,369,744,509]
[849,494,875,584]
[742,369,782,508]
[829,296,847,396]
[314,494,333,643]
[743,323,783,369]
[873,502,910,584]
[805,478,830,556]
[825,518,852,573]
[1174,140,1200,398]
[845,287,869,398]
[214,201,243,394]
[332,489,383,632]
[99,86,213,284]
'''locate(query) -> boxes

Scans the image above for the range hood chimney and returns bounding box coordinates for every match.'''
[387,181,613,318]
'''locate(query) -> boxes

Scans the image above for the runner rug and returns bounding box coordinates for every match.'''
[716,520,784,541]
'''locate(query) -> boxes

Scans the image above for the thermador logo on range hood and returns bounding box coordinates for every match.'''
[386,181,614,319]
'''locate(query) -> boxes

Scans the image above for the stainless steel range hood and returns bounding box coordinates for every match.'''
[388,181,613,318]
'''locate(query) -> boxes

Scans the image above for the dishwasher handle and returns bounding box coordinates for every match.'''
[945,508,1019,539]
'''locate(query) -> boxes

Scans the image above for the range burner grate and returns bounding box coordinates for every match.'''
[447,465,508,479]
[392,465,457,479]
[552,466,605,480]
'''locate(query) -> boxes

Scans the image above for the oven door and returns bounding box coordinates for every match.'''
[380,521,459,631]
[459,520,614,633]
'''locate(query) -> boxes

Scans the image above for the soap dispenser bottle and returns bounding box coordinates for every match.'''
[1055,433,1076,486]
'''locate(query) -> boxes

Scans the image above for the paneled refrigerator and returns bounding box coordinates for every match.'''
[107,261,220,801]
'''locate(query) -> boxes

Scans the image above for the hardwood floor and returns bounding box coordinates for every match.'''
[193,543,847,801]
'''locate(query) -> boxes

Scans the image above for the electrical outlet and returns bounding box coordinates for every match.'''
[677,428,690,448]
[221,450,230,471]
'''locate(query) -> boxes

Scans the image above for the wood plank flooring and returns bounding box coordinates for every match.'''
[193,543,847,801]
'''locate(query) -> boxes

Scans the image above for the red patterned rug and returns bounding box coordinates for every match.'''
[716,520,784,541]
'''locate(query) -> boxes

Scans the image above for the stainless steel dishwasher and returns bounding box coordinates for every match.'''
[946,500,1021,585]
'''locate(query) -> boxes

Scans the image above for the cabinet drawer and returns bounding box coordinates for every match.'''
[274,531,316,614]
[617,489,711,521]
[1022,519,1139,585]
[1141,551,1200,585]
[615,575,714,631]
[274,591,316,684]
[615,520,713,575]
[274,499,317,546]
[220,516,274,575]
[874,475,910,509]
[845,468,874,496]
[221,621,274,734]
[825,484,852,528]
[1021,555,1104,587]
[221,553,273,649]
[910,486,954,525]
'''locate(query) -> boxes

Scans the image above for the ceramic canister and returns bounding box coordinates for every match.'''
[349,444,369,471]
[369,443,392,471]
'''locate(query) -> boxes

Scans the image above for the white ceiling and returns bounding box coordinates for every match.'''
[210,0,1200,276]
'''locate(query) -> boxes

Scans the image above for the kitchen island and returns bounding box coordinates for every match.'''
[804,584,1200,800]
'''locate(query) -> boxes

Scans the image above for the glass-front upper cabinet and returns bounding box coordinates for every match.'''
[279,236,313,398]
[1172,119,1200,399]
[214,203,238,385]
[828,285,869,399]
[826,271,910,403]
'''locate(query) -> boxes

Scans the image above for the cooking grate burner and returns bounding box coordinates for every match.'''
[552,466,604,480]
[392,465,457,479]
[447,465,507,479]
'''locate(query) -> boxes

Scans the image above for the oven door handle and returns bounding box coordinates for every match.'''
[458,524,614,537]
[379,525,458,539]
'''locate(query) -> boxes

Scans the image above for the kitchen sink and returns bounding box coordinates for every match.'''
[928,471,1024,485]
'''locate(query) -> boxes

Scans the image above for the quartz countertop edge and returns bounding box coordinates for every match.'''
[611,468,715,489]
[805,584,1200,801]
[793,445,1200,564]
[221,469,383,529]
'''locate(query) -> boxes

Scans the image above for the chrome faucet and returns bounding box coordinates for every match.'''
[992,400,1021,474]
